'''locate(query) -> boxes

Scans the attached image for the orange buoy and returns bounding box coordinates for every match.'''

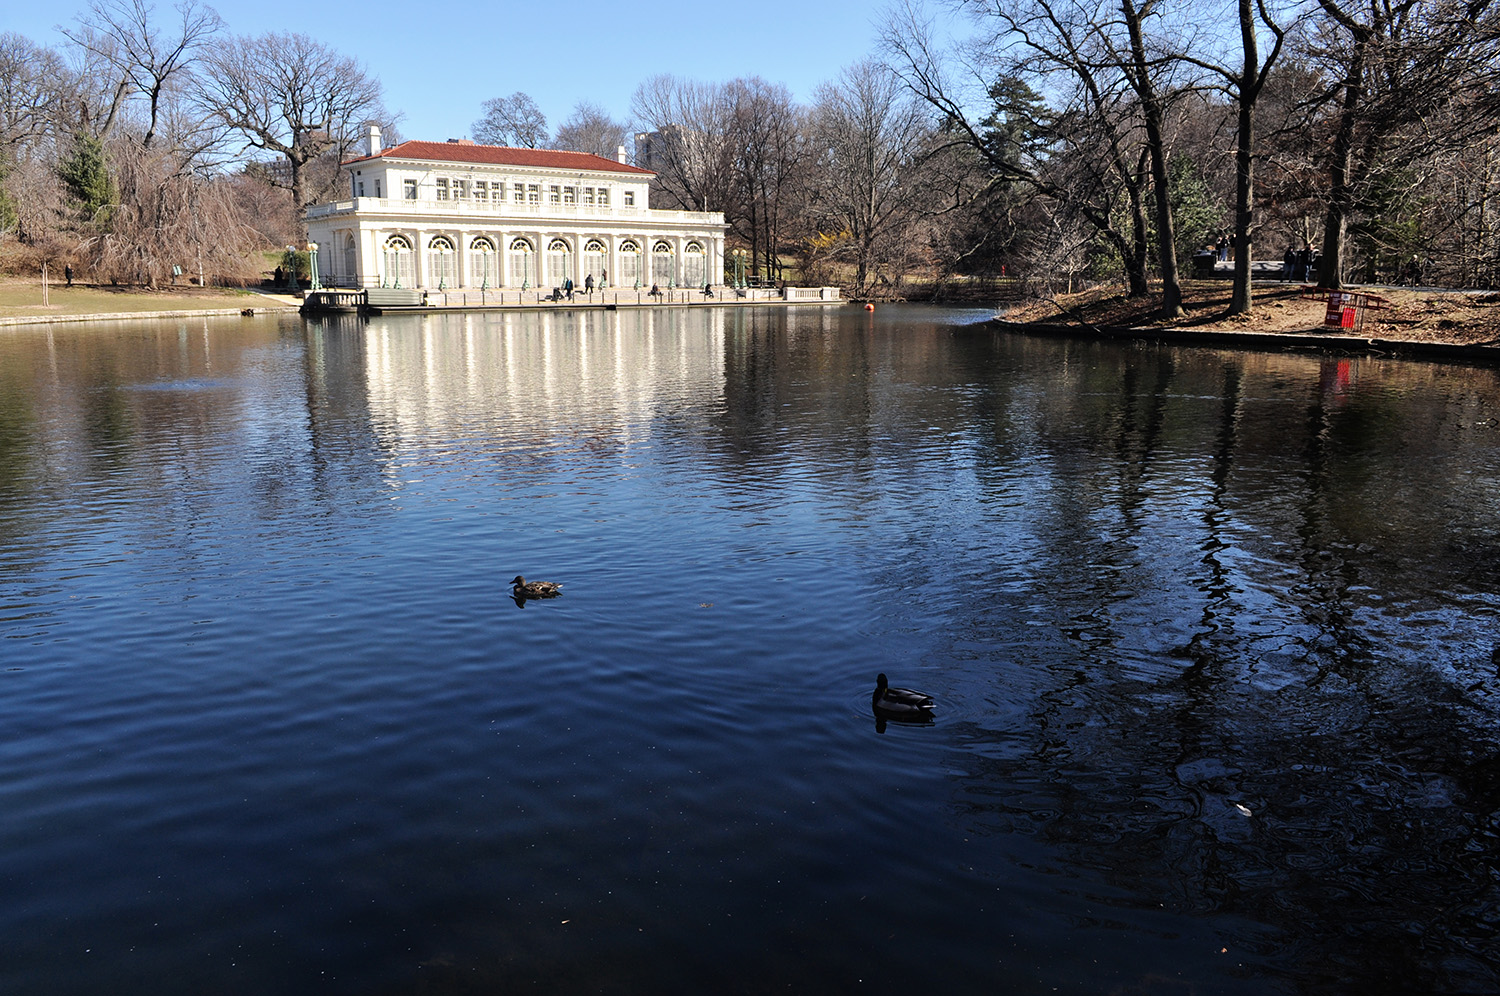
[863,303,875,311]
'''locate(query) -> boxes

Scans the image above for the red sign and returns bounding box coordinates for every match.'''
[1307,289,1387,331]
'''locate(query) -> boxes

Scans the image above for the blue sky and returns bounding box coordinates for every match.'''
[7,0,960,143]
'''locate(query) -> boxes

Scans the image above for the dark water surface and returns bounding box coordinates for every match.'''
[2,305,1499,994]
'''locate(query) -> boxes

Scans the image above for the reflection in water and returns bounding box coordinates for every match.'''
[356,309,729,474]
[0,307,1498,994]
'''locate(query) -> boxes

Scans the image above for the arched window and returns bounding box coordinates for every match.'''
[470,237,497,288]
[683,241,706,288]
[428,235,456,289]
[582,239,606,287]
[652,240,676,286]
[508,237,534,287]
[617,239,641,288]
[546,237,573,287]
[342,234,356,285]
[383,234,414,288]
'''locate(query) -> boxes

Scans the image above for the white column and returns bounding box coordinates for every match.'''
[363,227,381,287]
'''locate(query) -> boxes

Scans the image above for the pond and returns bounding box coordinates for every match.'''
[2,305,1498,995]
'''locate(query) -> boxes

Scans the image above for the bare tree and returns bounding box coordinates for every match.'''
[93,128,262,286]
[1307,0,1500,288]
[61,0,221,148]
[631,74,738,213]
[1114,0,1189,317]
[472,92,548,148]
[1165,0,1291,313]
[807,60,939,297]
[199,32,384,238]
[726,77,807,282]
[552,101,629,158]
[884,2,1156,296]
[55,28,130,140]
[0,34,68,156]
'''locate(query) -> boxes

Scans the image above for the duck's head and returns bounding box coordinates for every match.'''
[875,673,889,691]
[511,576,526,586]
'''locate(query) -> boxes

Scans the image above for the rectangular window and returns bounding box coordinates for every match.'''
[457,179,470,199]
[374,179,381,197]
[623,190,634,207]
[598,188,610,207]
[563,186,576,204]
[474,181,487,201]
[549,185,561,204]
[404,179,418,200]
[583,187,595,205]
[527,184,539,203]
[356,180,364,197]
[436,178,449,200]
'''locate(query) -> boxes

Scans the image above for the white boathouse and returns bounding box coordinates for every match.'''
[305,127,728,292]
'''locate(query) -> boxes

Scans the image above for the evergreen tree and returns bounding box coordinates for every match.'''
[1166,156,1221,271]
[57,136,116,225]
[0,158,17,235]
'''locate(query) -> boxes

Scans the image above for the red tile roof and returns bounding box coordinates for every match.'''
[344,140,655,175]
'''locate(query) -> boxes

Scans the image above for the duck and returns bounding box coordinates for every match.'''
[872,673,934,719]
[511,575,562,599]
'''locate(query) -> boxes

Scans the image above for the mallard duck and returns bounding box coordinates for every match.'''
[872,673,934,719]
[511,575,562,598]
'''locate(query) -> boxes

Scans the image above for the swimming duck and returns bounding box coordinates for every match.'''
[872,673,934,719]
[511,575,562,599]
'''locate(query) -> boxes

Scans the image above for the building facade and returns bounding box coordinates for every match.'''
[306,128,727,291]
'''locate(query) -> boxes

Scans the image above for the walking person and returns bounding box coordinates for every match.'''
[64,264,73,287]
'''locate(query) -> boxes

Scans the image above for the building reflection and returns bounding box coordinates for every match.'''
[354,309,728,464]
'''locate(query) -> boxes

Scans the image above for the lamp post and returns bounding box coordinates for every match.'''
[306,242,321,290]
[732,248,746,289]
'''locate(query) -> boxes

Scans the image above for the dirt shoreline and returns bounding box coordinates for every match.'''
[982,281,1500,363]
[983,318,1500,365]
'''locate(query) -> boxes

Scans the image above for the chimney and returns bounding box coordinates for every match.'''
[616,145,627,164]
[366,123,382,156]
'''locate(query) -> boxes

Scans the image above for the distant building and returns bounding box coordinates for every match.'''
[306,125,727,290]
[634,126,714,211]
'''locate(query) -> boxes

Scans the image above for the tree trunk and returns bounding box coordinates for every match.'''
[1229,0,1258,315]
[1144,125,1181,316]
[1231,98,1254,313]
[290,156,308,242]
[1122,0,1182,318]
[1126,181,1151,297]
[1318,13,1369,290]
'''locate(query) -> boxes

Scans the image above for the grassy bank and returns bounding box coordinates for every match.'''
[998,280,1500,347]
[0,278,269,319]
